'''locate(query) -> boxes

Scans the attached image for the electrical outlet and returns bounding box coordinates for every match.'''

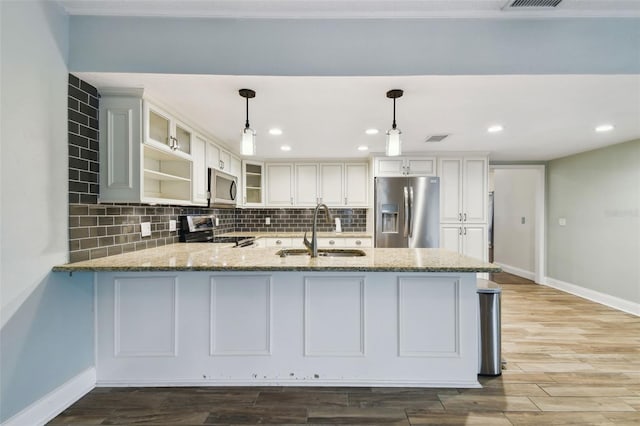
[169,219,177,232]
[265,217,271,225]
[215,217,219,226]
[140,222,152,237]
[558,217,567,226]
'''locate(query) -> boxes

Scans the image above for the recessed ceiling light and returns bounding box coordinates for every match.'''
[269,128,283,135]
[487,125,504,133]
[365,128,379,135]
[280,145,291,151]
[357,145,369,151]
[595,124,614,132]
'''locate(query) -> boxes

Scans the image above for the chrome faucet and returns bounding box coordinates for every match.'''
[304,203,334,257]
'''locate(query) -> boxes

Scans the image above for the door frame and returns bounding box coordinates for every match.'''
[489,164,546,284]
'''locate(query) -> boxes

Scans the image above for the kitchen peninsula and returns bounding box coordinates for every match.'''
[54,244,499,388]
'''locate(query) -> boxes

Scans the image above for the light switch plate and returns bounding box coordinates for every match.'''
[265,217,271,225]
[558,218,567,226]
[215,217,219,226]
[169,219,176,232]
[141,222,151,237]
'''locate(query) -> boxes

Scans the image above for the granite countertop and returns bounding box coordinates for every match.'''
[219,231,372,239]
[52,243,501,273]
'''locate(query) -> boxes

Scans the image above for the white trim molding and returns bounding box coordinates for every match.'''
[494,262,536,282]
[545,277,640,317]
[3,367,96,426]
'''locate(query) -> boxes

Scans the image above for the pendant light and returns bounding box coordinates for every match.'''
[386,89,403,157]
[239,89,256,156]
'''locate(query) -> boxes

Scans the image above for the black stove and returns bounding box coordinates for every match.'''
[178,215,256,247]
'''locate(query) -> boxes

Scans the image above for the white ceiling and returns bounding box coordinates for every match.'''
[59,0,640,18]
[78,73,640,161]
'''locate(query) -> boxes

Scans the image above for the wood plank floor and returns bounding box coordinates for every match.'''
[49,273,640,425]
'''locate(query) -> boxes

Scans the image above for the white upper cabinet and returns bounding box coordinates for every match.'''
[242,160,264,206]
[344,163,368,207]
[245,161,368,208]
[99,93,193,205]
[266,163,294,206]
[295,163,320,206]
[144,102,192,158]
[462,158,487,223]
[192,134,208,205]
[438,156,487,224]
[230,155,242,179]
[206,142,220,171]
[319,163,344,206]
[374,156,436,177]
[219,149,232,173]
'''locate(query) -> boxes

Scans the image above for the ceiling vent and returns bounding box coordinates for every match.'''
[424,134,450,143]
[505,0,563,8]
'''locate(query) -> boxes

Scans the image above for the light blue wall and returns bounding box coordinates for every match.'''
[0,273,95,422]
[547,139,640,304]
[0,1,94,422]
[69,17,640,76]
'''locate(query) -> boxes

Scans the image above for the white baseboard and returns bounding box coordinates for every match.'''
[495,262,535,281]
[3,367,96,426]
[97,378,481,389]
[544,277,640,317]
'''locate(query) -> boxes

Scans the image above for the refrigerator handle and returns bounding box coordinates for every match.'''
[408,186,414,238]
[403,186,409,238]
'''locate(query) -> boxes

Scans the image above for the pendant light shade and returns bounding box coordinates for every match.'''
[241,127,256,156]
[386,89,403,157]
[239,89,256,156]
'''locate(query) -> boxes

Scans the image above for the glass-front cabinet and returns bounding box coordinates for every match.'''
[144,102,192,157]
[242,160,264,206]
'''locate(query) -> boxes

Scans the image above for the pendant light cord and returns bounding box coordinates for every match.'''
[392,98,397,130]
[245,97,250,129]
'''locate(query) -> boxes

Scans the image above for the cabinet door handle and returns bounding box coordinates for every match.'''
[329,240,335,245]
[290,197,293,205]
[219,160,224,170]
[276,240,282,245]
[459,227,462,235]
[458,213,462,222]
[463,227,467,235]
[344,197,347,205]
[355,240,362,245]
[463,213,467,222]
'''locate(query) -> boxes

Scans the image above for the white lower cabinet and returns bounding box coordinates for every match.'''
[344,237,372,248]
[317,238,346,248]
[263,237,295,248]
[440,225,487,262]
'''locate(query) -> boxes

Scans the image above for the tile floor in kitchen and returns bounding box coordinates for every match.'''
[49,272,640,425]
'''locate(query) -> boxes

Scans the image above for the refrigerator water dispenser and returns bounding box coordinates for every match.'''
[381,204,399,233]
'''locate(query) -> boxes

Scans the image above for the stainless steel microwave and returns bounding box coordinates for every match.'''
[207,168,237,207]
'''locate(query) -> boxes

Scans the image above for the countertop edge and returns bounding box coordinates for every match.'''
[52,266,501,273]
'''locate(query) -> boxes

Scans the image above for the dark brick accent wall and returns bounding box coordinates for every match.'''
[68,74,99,204]
[68,203,235,263]
[235,208,367,233]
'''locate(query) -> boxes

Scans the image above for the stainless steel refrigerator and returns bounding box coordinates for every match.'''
[375,176,440,248]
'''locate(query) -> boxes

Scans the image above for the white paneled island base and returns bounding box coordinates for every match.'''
[95,271,480,388]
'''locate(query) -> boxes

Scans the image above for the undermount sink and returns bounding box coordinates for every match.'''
[276,248,366,257]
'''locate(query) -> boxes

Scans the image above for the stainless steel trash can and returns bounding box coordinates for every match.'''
[477,280,502,376]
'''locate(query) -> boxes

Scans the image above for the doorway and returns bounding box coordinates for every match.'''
[489,165,546,284]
